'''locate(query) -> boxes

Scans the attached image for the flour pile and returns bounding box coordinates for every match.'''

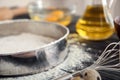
[0,33,55,54]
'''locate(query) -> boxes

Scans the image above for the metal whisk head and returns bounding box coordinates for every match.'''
[91,41,120,72]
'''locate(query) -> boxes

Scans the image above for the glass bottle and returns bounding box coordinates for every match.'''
[76,0,115,40]
[28,0,76,26]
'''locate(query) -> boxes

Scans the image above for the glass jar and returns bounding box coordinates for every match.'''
[76,0,115,40]
[28,0,76,26]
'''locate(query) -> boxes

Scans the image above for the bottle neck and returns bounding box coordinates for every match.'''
[92,0,102,5]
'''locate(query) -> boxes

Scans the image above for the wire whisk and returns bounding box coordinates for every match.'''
[91,41,120,72]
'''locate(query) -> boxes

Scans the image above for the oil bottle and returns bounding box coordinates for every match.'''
[76,0,115,40]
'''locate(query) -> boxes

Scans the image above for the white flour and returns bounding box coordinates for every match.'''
[0,33,55,54]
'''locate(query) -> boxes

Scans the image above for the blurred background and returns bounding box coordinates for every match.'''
[0,0,119,18]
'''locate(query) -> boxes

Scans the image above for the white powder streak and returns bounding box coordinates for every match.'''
[0,33,55,54]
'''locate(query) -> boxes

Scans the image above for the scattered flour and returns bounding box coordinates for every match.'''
[0,33,55,54]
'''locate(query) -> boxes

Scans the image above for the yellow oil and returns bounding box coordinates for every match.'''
[29,8,72,26]
[76,5,114,40]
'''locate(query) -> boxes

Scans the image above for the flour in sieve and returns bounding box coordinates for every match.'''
[0,33,55,54]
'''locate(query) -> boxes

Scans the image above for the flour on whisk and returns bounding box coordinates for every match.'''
[0,33,55,54]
